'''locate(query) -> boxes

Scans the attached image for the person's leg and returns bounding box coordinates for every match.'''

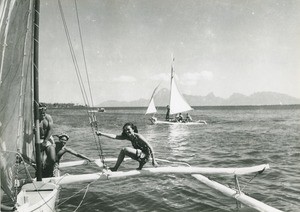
[137,159,147,170]
[136,152,149,170]
[39,146,44,176]
[110,147,137,171]
[43,145,56,177]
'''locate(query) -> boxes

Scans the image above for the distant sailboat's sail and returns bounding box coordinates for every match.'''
[145,84,160,115]
[0,0,35,200]
[169,59,193,115]
[145,98,156,114]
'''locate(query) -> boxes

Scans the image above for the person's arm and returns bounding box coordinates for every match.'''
[137,134,158,167]
[96,131,124,140]
[65,147,92,161]
[56,148,67,162]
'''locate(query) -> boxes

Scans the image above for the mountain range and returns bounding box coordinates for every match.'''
[99,89,300,107]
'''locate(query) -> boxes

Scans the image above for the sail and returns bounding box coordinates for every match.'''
[169,62,193,115]
[145,84,160,115]
[0,0,35,200]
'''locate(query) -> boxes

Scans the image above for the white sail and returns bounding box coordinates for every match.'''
[145,84,160,115]
[0,0,35,200]
[169,61,193,115]
[1,1,60,211]
[145,98,157,114]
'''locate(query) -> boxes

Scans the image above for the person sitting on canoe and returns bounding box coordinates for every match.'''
[176,113,184,122]
[96,122,158,171]
[185,113,192,122]
[39,103,56,178]
[165,105,170,120]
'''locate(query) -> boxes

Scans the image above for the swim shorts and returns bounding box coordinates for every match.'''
[136,149,149,163]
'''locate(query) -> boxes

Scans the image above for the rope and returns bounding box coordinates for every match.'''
[14,154,20,202]
[11,151,55,211]
[240,170,263,192]
[74,0,95,107]
[73,184,90,212]
[57,0,90,107]
[56,182,90,207]
[57,176,100,209]
[72,0,107,169]
[55,3,108,210]
[89,114,107,168]
[57,0,107,170]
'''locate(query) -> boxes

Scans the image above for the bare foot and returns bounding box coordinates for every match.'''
[137,160,147,170]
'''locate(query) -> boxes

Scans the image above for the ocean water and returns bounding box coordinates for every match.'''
[48,105,300,212]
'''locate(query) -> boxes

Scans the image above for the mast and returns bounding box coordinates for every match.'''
[33,0,42,181]
[169,57,175,108]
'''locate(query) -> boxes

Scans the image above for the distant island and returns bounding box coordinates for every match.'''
[46,103,86,109]
[44,90,300,108]
[98,89,300,107]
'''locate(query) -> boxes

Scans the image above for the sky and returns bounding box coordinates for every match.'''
[39,0,300,105]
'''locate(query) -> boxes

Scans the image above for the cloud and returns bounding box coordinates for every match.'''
[113,75,137,82]
[180,71,214,85]
[149,73,170,81]
[200,71,214,80]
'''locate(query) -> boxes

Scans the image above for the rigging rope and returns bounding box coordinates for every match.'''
[73,183,90,212]
[74,0,95,108]
[57,0,106,168]
[89,114,107,168]
[72,0,106,168]
[57,0,90,107]
[240,170,263,192]
[56,174,103,210]
[11,152,55,211]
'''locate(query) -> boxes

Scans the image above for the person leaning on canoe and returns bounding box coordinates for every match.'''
[52,134,92,176]
[54,134,92,164]
[96,122,158,171]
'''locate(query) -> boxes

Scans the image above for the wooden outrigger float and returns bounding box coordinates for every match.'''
[43,163,270,185]
[34,159,281,212]
[13,158,282,212]
[192,174,283,212]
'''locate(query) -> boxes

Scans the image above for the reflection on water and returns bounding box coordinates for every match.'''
[168,124,191,141]
[144,123,196,161]
[167,124,192,157]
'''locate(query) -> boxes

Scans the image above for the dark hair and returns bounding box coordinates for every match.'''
[39,103,47,111]
[54,134,70,142]
[121,122,138,138]
[39,103,46,108]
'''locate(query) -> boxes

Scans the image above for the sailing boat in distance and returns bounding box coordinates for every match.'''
[148,58,207,125]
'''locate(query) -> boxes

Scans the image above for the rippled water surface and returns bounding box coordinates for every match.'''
[48,105,299,212]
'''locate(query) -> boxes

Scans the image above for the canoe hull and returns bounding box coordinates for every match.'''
[150,117,207,125]
[17,182,59,212]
